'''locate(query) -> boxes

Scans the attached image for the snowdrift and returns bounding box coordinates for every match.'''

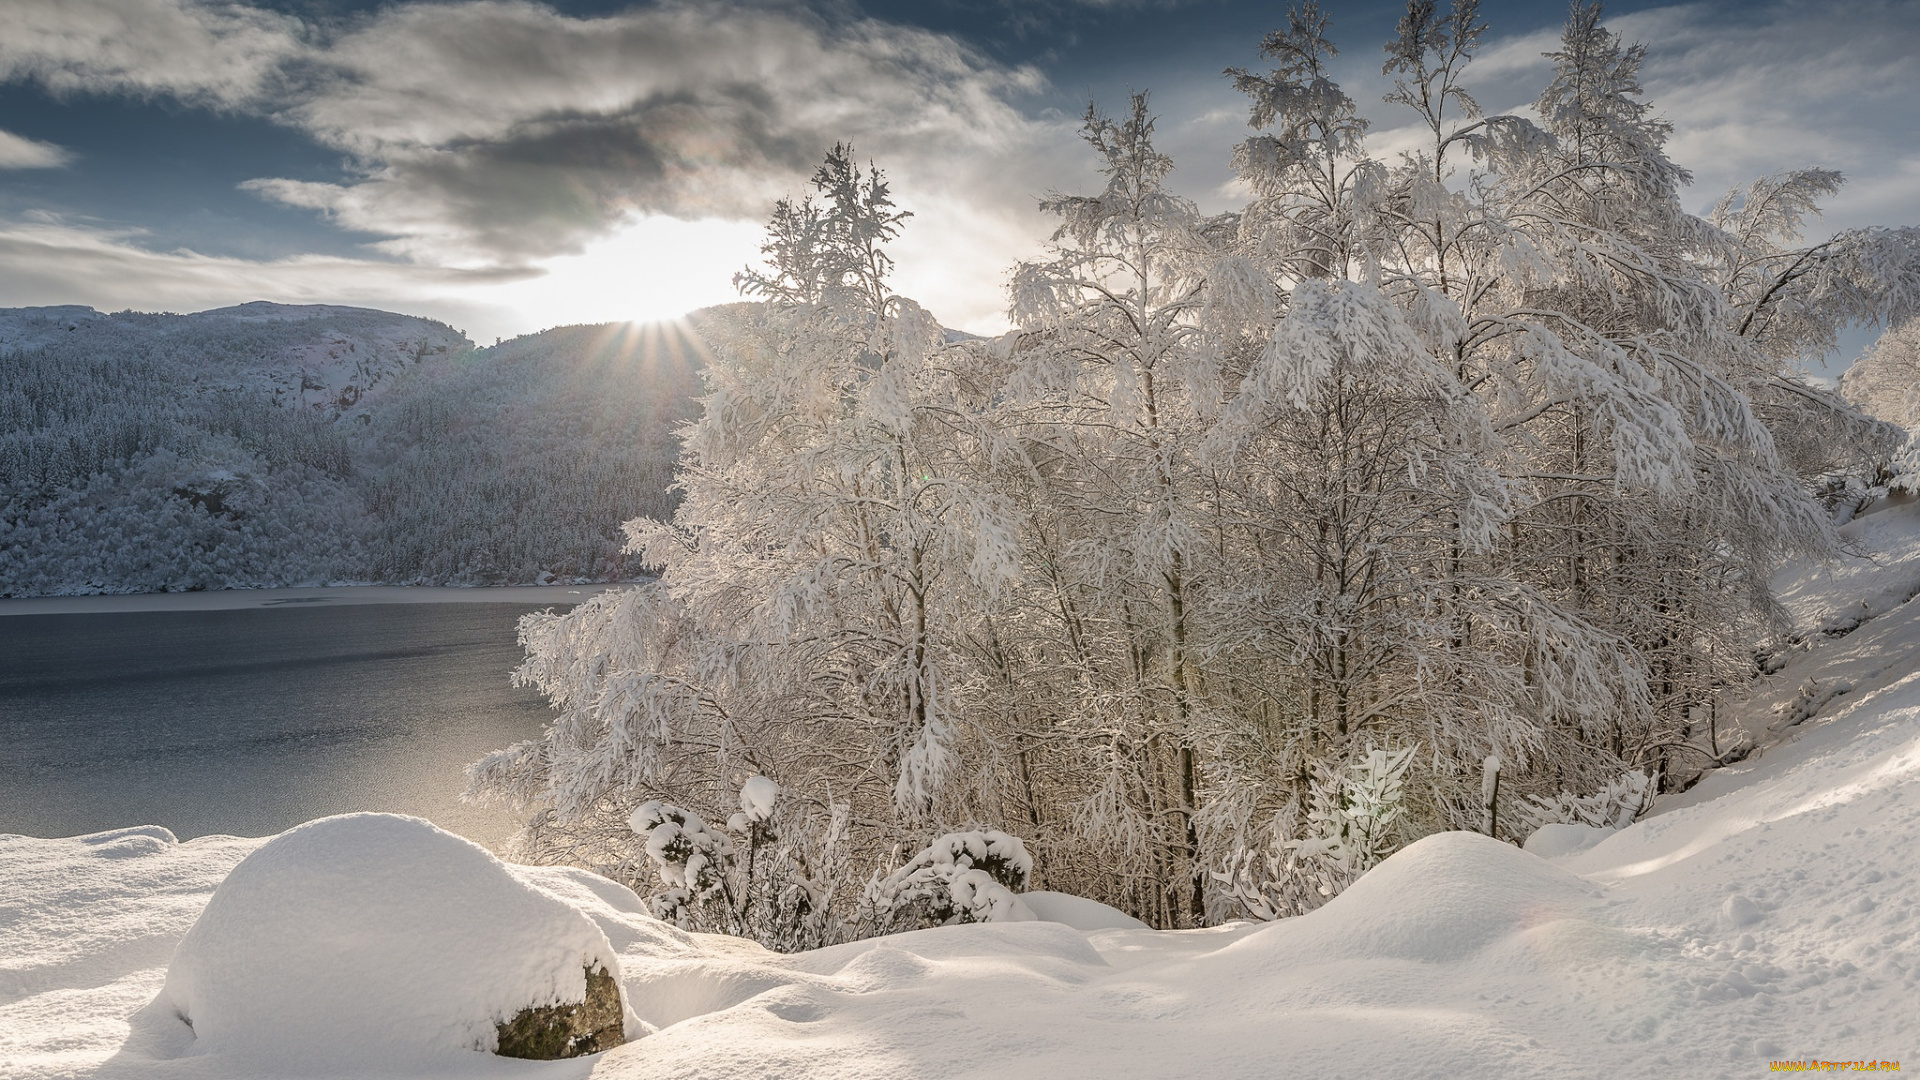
[151,814,639,1062]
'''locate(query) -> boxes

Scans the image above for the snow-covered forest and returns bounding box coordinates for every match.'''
[469,1,1920,936]
[0,304,703,595]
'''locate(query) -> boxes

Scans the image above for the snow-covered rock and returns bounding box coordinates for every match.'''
[152,813,637,1062]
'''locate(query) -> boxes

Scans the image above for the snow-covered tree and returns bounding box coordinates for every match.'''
[473,1,1920,934]
[1226,0,1379,283]
[1709,170,1920,368]
[469,147,1031,939]
[1841,322,1920,431]
[997,92,1230,926]
[1210,0,1629,853]
[1839,321,1920,492]
[1483,3,1851,785]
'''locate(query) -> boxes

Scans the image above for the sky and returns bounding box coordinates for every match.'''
[0,0,1915,364]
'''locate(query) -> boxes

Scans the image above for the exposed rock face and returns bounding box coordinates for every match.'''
[495,966,627,1060]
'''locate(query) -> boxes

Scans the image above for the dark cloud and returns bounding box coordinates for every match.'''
[253,86,831,262]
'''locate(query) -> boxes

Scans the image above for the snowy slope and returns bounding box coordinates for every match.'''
[0,302,467,416]
[0,307,703,594]
[1701,495,1920,765]
[7,508,1920,1077]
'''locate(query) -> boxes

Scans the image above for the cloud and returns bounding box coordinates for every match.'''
[247,0,1058,268]
[0,0,1070,331]
[1610,0,1920,233]
[0,210,832,346]
[0,0,301,108]
[0,129,72,169]
[3,0,1058,267]
[4,0,1910,341]
[1456,25,1560,82]
[0,214,522,332]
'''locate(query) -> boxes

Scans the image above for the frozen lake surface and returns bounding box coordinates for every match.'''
[0,594,598,848]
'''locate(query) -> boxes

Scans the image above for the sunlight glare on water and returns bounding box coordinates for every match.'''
[0,602,570,849]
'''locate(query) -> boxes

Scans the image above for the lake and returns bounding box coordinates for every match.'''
[0,591,604,849]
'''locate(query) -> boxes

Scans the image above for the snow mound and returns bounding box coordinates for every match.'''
[1019,891,1150,930]
[76,824,181,859]
[1237,831,1599,964]
[1522,822,1612,859]
[510,862,700,959]
[152,813,636,1062]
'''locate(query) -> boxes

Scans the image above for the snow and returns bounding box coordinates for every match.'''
[737,777,779,823]
[1018,892,1149,931]
[1773,496,1920,640]
[1701,495,1920,767]
[1522,822,1610,859]
[10,504,1920,1077]
[151,814,639,1064]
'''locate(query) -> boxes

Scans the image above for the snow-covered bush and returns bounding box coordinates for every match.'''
[870,830,1034,928]
[1204,804,1313,923]
[1208,747,1415,920]
[1291,746,1415,877]
[620,777,853,951]
[1516,770,1658,836]
[630,800,736,923]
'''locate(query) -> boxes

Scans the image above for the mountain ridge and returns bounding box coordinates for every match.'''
[0,302,705,595]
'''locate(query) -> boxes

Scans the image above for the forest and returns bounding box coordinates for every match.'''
[0,304,703,594]
[467,0,1920,938]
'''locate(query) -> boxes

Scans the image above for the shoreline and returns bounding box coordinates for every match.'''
[0,582,628,617]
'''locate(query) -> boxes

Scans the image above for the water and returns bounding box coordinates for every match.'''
[0,601,573,848]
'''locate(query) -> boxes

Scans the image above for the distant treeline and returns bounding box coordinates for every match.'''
[0,305,705,595]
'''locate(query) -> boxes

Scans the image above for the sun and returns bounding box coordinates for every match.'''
[481,214,765,333]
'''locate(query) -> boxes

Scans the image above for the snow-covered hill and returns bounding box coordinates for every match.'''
[0,303,468,418]
[0,305,704,595]
[6,504,1919,1076]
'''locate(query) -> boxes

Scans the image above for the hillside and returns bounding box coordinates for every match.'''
[0,304,707,595]
[5,498,1918,1077]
